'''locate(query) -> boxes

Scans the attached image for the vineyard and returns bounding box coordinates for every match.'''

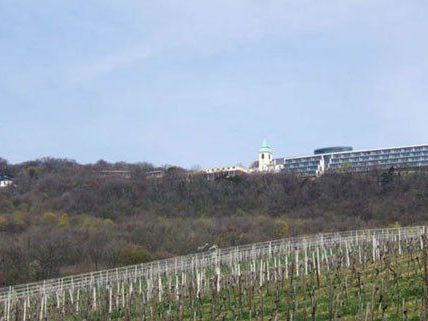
[1,226,428,320]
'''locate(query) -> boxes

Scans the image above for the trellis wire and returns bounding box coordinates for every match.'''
[0,225,424,302]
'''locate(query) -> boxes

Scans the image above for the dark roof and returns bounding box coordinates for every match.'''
[314,146,353,155]
[0,175,12,180]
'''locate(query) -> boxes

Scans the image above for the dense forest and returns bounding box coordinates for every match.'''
[0,157,427,286]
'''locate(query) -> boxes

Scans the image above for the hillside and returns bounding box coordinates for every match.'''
[1,226,427,320]
[1,158,428,286]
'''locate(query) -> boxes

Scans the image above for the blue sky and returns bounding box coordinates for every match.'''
[1,1,427,168]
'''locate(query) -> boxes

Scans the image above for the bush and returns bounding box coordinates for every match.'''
[118,244,153,266]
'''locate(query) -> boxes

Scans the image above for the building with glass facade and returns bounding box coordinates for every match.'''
[275,144,428,177]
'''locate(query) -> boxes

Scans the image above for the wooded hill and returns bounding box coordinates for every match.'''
[0,157,427,286]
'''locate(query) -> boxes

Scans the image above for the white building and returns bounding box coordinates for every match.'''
[204,140,428,178]
[204,165,249,179]
[0,175,13,188]
[258,139,273,171]
[264,144,428,177]
[203,139,282,177]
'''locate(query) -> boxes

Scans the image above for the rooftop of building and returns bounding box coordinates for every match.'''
[314,146,353,155]
[282,143,428,161]
[259,138,272,153]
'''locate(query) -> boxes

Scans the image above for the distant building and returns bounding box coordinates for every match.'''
[204,165,249,179]
[203,139,279,177]
[258,139,273,171]
[254,139,285,172]
[145,169,165,179]
[204,141,428,179]
[0,175,13,188]
[273,144,428,177]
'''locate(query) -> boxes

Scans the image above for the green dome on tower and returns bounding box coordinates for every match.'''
[259,138,272,153]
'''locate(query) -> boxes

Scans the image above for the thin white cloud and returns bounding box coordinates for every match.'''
[71,0,414,83]
[70,45,153,83]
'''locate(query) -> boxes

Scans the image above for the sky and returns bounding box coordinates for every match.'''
[0,0,427,168]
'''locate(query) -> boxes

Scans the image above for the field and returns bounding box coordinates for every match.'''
[1,226,427,320]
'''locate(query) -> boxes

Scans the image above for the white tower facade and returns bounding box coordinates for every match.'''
[258,139,273,171]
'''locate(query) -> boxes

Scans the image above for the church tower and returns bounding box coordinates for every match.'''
[258,138,273,171]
